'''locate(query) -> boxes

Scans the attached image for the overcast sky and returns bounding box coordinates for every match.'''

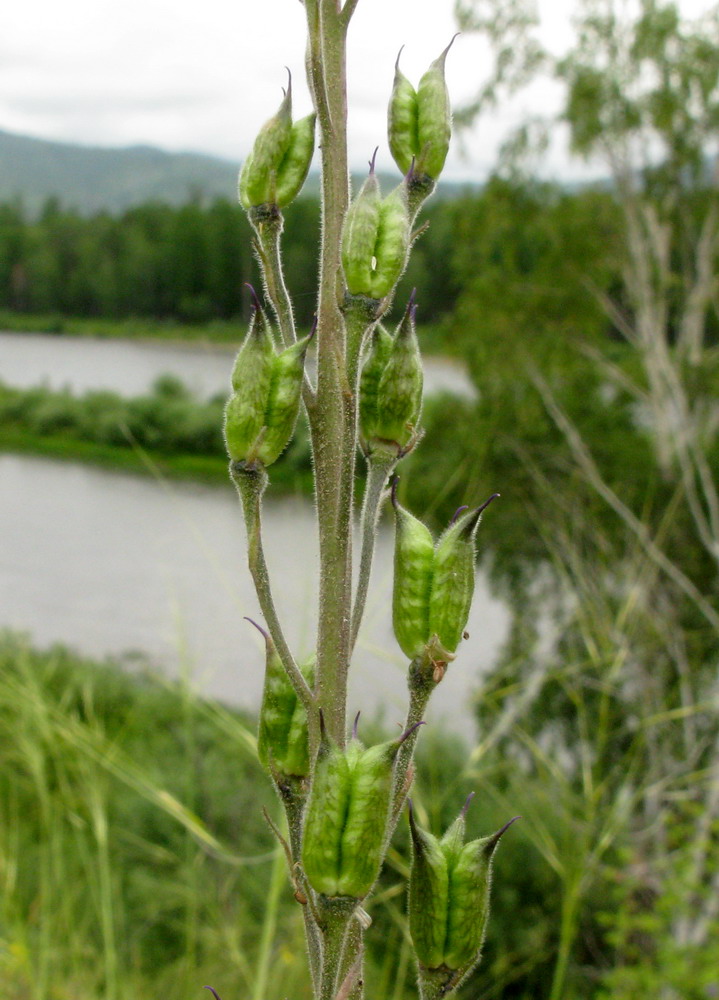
[0,0,713,182]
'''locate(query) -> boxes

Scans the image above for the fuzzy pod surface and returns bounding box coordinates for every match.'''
[256,626,315,778]
[370,295,423,452]
[239,77,315,210]
[408,802,515,972]
[341,165,410,300]
[301,727,415,899]
[223,300,310,467]
[387,40,454,182]
[392,497,496,661]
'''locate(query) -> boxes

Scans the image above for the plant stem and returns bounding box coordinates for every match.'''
[251,211,297,346]
[318,898,356,1000]
[232,464,317,732]
[304,0,354,746]
[350,454,396,650]
[392,662,436,824]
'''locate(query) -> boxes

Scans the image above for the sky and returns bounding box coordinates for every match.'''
[0,0,714,183]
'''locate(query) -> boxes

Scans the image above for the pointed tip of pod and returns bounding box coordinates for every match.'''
[460,790,475,819]
[369,147,379,175]
[204,988,223,1000]
[395,44,405,72]
[352,710,361,740]
[309,315,318,341]
[450,505,469,526]
[477,492,501,516]
[390,475,401,510]
[281,67,293,104]
[484,815,521,855]
[434,33,460,72]
[244,282,262,313]
[398,719,425,745]
[244,616,271,646]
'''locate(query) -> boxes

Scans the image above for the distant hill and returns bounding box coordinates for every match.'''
[0,128,478,215]
[0,129,241,215]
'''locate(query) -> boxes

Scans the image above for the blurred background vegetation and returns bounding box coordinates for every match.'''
[2,0,719,997]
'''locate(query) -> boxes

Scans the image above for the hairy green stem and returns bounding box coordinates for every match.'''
[350,454,396,650]
[278,787,322,990]
[251,212,297,346]
[392,661,436,824]
[304,0,354,746]
[318,898,356,1000]
[232,464,317,734]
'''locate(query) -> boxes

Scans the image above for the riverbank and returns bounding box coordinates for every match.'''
[0,309,243,343]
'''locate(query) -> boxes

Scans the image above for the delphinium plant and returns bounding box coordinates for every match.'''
[213,3,515,999]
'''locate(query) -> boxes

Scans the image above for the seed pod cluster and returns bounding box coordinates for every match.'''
[392,493,498,662]
[341,156,410,301]
[223,292,310,468]
[387,39,455,182]
[409,799,516,972]
[253,621,315,779]
[239,73,316,211]
[359,293,423,455]
[302,721,420,899]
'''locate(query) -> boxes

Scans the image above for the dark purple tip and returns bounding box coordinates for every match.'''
[309,315,318,341]
[398,720,425,745]
[352,710,361,740]
[369,147,379,175]
[244,282,262,312]
[461,791,475,819]
[405,156,417,183]
[204,989,223,1000]
[244,616,270,643]
[450,505,469,525]
[486,815,521,851]
[390,476,400,510]
[476,492,500,516]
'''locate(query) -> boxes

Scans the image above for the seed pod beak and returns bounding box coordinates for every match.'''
[483,815,520,856]
[204,988,223,1000]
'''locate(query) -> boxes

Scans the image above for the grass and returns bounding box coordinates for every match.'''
[0,632,484,1000]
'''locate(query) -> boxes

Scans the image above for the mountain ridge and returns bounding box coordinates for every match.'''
[0,127,478,215]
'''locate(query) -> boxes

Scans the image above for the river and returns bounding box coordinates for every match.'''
[0,332,502,737]
[0,330,476,400]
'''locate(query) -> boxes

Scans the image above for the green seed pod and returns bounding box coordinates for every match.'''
[342,156,410,300]
[275,112,316,208]
[369,183,410,299]
[256,333,311,466]
[392,486,435,660]
[359,323,394,445]
[253,620,315,778]
[341,157,382,297]
[374,293,423,449]
[224,290,311,467]
[386,39,456,183]
[224,299,276,463]
[388,49,419,177]
[428,505,484,658]
[302,719,422,898]
[239,78,293,210]
[302,731,353,896]
[408,802,449,970]
[392,492,499,662]
[415,38,456,181]
[408,798,517,973]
